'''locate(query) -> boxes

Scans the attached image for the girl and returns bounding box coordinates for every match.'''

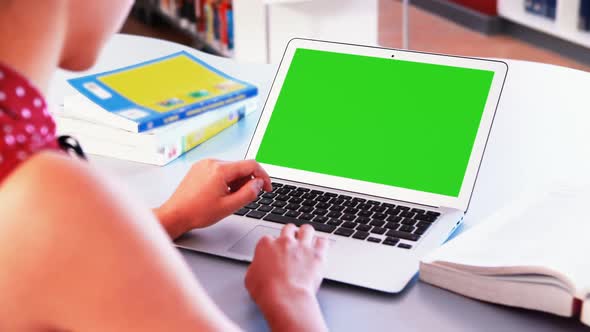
[0,1,329,331]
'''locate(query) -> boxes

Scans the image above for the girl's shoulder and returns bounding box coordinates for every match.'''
[0,63,61,184]
[0,150,117,230]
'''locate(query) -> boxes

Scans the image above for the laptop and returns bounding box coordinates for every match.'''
[176,38,508,293]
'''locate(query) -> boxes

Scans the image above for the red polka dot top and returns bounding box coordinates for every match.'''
[0,63,61,183]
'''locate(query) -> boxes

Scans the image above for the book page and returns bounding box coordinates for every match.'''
[423,183,590,295]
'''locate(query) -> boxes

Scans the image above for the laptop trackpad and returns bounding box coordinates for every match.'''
[228,226,282,258]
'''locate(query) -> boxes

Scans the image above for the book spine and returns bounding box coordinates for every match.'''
[188,0,197,23]
[219,2,229,53]
[204,1,215,44]
[153,105,247,165]
[196,0,205,33]
[524,0,534,13]
[581,0,590,31]
[525,0,557,20]
[546,0,556,19]
[213,1,221,48]
[536,0,546,17]
[180,106,245,155]
[526,0,543,17]
[138,86,258,132]
[227,4,234,50]
[68,105,248,166]
[56,97,256,149]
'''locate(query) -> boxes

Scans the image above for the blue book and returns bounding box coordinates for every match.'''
[526,0,545,17]
[227,7,234,50]
[525,0,534,13]
[546,0,556,19]
[581,0,590,31]
[213,4,221,42]
[67,51,258,133]
[539,0,548,16]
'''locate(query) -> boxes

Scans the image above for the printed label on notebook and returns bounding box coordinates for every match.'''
[117,108,149,120]
[83,82,112,99]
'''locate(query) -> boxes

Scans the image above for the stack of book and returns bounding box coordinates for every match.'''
[56,51,257,165]
[524,0,557,20]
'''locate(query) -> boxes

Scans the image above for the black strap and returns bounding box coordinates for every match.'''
[57,135,87,160]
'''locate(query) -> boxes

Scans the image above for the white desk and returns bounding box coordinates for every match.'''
[49,34,590,331]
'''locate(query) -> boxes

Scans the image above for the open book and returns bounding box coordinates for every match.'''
[420,184,590,326]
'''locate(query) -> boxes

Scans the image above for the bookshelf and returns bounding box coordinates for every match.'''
[149,9,230,57]
[130,0,235,57]
[151,0,235,58]
[133,0,378,64]
[498,0,590,49]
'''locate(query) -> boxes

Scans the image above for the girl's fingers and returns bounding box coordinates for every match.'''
[221,178,263,214]
[297,224,315,245]
[220,160,272,192]
[281,223,298,239]
[314,236,329,251]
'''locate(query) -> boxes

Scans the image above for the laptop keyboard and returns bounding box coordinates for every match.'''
[233,181,441,250]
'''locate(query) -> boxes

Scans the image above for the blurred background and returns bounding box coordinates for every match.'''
[122,0,590,72]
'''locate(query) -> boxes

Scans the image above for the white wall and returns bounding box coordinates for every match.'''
[233,0,378,64]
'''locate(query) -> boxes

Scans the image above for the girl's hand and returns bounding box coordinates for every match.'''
[155,159,272,239]
[245,224,329,332]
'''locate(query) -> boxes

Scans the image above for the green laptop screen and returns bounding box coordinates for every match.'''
[255,48,495,197]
